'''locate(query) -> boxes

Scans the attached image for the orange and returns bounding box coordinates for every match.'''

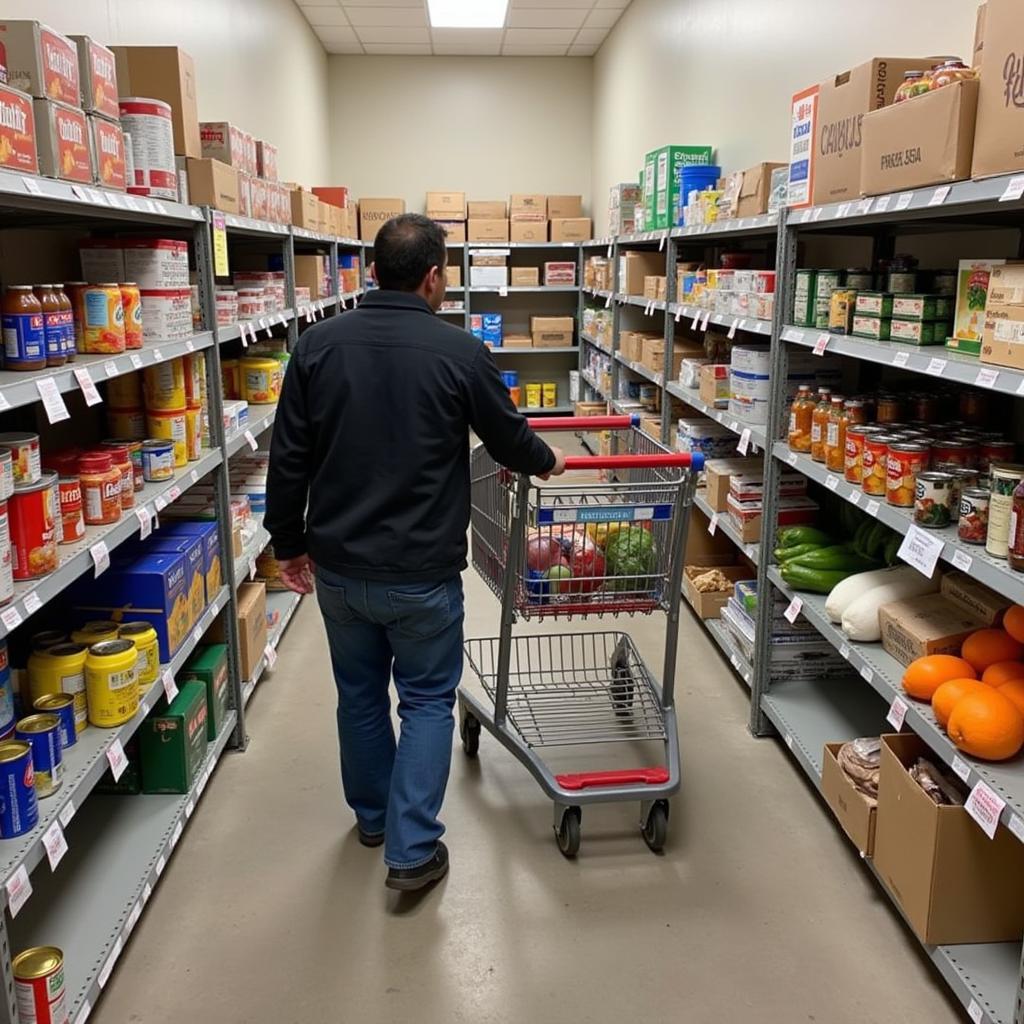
[947,688,1024,761]
[902,654,976,701]
[1003,604,1024,644]
[999,679,1024,719]
[982,661,1024,687]
[960,629,1024,674]
[932,677,989,728]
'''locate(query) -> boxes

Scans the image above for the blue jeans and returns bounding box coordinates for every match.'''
[314,569,464,869]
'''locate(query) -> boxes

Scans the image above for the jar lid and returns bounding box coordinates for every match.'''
[79,451,113,473]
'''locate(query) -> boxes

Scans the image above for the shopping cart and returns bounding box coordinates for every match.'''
[459,415,702,856]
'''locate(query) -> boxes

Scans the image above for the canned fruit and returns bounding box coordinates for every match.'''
[81,283,125,353]
[987,464,1024,560]
[107,408,146,439]
[9,475,58,580]
[0,433,40,486]
[85,638,139,728]
[886,443,929,508]
[862,434,897,497]
[106,373,143,410]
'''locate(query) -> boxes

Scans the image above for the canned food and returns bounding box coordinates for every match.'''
[914,471,956,529]
[30,631,66,652]
[862,433,898,497]
[15,714,62,798]
[0,503,13,606]
[960,488,990,546]
[930,439,978,468]
[103,444,134,511]
[987,463,1024,559]
[28,643,87,734]
[0,447,13,500]
[81,283,125,353]
[143,358,186,411]
[542,383,558,409]
[0,642,12,740]
[184,407,202,461]
[241,357,283,405]
[9,474,58,580]
[845,269,874,290]
[13,947,65,1024]
[42,454,84,545]
[79,451,122,526]
[119,621,159,687]
[980,441,1016,479]
[888,271,917,294]
[106,407,146,439]
[887,442,930,508]
[32,695,76,750]
[72,622,120,645]
[935,465,980,523]
[141,439,175,482]
[106,373,143,410]
[525,383,542,409]
[0,432,41,485]
[85,638,139,727]
[101,439,143,492]
[120,283,143,349]
[183,352,203,409]
[146,409,187,467]
[0,740,36,839]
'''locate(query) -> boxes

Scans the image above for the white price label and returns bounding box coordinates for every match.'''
[91,540,111,577]
[604,293,612,309]
[737,428,751,455]
[874,195,892,213]
[104,359,119,377]
[847,490,861,506]
[499,286,508,298]
[1000,175,1024,202]
[968,999,984,1024]
[240,324,250,347]
[189,469,199,485]
[170,818,184,849]
[124,900,142,938]
[0,606,22,632]
[701,312,711,331]
[5,865,31,916]
[58,800,75,828]
[859,664,874,684]
[952,549,973,572]
[244,430,258,451]
[156,854,166,877]
[812,333,829,356]
[265,643,278,669]
[36,377,70,423]
[152,348,164,363]
[858,198,874,215]
[185,798,195,819]
[107,739,129,781]
[162,668,179,703]
[825,474,839,492]
[135,506,153,540]
[925,357,947,377]
[154,494,168,512]
[1008,813,1024,843]
[659,235,666,251]
[892,351,910,368]
[786,451,798,466]
[129,353,144,370]
[837,202,852,218]
[898,523,944,578]
[965,780,1006,839]
[783,597,803,623]
[784,733,794,749]
[192,626,203,647]
[42,820,68,870]
[727,319,739,340]
[75,1002,92,1024]
[839,643,850,660]
[22,176,43,195]
[812,207,823,221]
[929,185,952,206]
[951,755,972,782]
[975,367,999,388]
[23,591,41,615]
[0,392,9,411]
[895,192,915,211]
[886,695,909,730]
[690,312,701,330]
[708,513,719,536]
[168,485,181,501]
[866,500,880,517]
[97,936,122,989]
[1017,378,1024,397]
[249,558,257,581]
[185,339,195,352]
[675,306,683,323]
[729,421,739,433]
[73,367,103,406]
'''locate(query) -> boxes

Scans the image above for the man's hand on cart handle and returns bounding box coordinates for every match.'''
[278,555,316,595]
[539,447,567,481]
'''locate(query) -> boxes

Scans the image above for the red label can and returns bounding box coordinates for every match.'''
[13,946,66,1024]
[54,473,83,545]
[844,425,882,485]
[9,474,58,580]
[886,442,930,508]
[930,439,978,468]
[862,433,898,497]
[980,441,1016,477]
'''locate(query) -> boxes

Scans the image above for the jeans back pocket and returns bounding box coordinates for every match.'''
[316,576,357,625]
[387,582,453,639]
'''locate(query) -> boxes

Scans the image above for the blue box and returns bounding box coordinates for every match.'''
[482,313,503,346]
[142,535,205,629]
[159,522,222,606]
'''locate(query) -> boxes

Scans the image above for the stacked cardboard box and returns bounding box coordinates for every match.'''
[608,183,639,236]
[532,316,574,348]
[470,251,507,288]
[428,190,468,242]
[510,193,546,242]
[359,197,406,243]
[548,195,590,242]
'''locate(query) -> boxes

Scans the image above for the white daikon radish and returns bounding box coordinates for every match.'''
[824,567,914,623]
[841,572,941,642]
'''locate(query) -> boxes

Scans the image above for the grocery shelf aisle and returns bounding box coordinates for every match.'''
[94,580,961,1024]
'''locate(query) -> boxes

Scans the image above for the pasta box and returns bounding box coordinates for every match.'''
[0,82,37,173]
[180,644,229,741]
[141,681,208,794]
[33,98,91,184]
[159,521,222,605]
[0,21,80,104]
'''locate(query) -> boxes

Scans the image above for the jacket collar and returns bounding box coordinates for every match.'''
[359,289,435,314]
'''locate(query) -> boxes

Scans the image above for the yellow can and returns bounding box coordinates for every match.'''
[27,642,88,733]
[71,621,120,645]
[85,638,139,728]
[221,359,241,401]
[118,622,159,687]
[143,359,187,411]
[542,383,558,408]
[106,373,144,411]
[107,407,146,440]
[184,407,202,462]
[146,408,188,467]
[525,383,542,409]
[182,353,204,410]
[241,357,283,405]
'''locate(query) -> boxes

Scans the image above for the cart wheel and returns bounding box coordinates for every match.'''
[642,801,669,853]
[460,714,480,758]
[555,807,581,858]
[611,673,635,716]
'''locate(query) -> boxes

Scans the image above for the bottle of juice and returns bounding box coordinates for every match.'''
[810,387,832,463]
[825,395,847,472]
[787,384,814,453]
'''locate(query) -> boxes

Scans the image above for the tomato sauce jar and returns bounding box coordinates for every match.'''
[2,286,46,371]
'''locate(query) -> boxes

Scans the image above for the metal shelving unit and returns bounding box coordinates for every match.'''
[241,591,303,708]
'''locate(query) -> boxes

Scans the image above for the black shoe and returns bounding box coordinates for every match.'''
[357,827,385,848]
[385,842,449,891]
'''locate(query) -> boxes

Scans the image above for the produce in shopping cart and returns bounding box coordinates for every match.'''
[603,526,657,593]
[567,534,605,594]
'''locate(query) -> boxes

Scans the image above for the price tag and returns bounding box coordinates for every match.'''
[784,733,794,749]
[737,428,751,455]
[952,549,973,572]
[151,348,165,364]
[727,319,739,340]
[5,865,31,916]
[185,339,196,354]
[264,320,273,338]
[185,798,195,819]
[604,293,612,309]
[859,664,874,684]
[837,202,852,218]
[948,756,972,785]
[0,606,22,632]
[192,625,203,647]
[58,800,75,828]
[75,1002,92,1024]
[968,999,984,1024]
[154,494,168,512]
[1008,813,1024,843]
[858,198,874,215]
[156,854,166,877]
[701,312,711,331]
[873,194,892,213]
[124,900,142,938]
[928,185,952,206]
[189,469,199,485]
[244,429,258,452]
[98,936,123,989]
[91,540,111,577]
[783,596,803,623]
[36,378,70,423]
[659,235,666,251]
[73,366,103,406]
[104,359,119,377]
[898,524,944,578]
[812,333,829,356]
[162,668,179,703]
[865,500,880,517]
[23,591,42,616]
[825,474,839,491]
[965,780,1006,839]
[22,176,43,195]
[839,643,850,660]
[925,357,947,377]
[135,505,153,540]
[107,738,129,781]
[892,351,910,368]
[129,353,144,370]
[786,451,798,466]
[168,485,181,501]
[211,210,229,277]
[708,513,719,536]
[239,324,250,347]
[690,311,700,330]
[42,820,68,870]
[886,695,909,730]
[847,490,861,505]
[265,643,278,669]
[0,392,9,411]
[895,192,914,211]
[812,207,823,221]
[674,306,683,323]
[975,367,999,389]
[170,818,184,850]
[1000,175,1024,202]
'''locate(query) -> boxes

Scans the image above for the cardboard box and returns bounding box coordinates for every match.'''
[186,157,239,213]
[180,644,229,742]
[683,565,750,619]
[550,218,592,242]
[199,121,246,168]
[974,2,987,66]
[972,0,1024,178]
[142,534,205,630]
[0,22,80,105]
[575,400,607,417]
[469,200,506,219]
[860,79,978,196]
[821,742,877,856]
[471,252,507,267]
[160,521,221,604]
[468,219,509,242]
[641,339,687,378]
[547,195,582,219]
[88,114,127,191]
[643,275,666,300]
[469,266,508,288]
[619,251,665,295]
[33,99,91,184]
[70,36,119,120]
[878,592,984,666]
[0,83,37,174]
[981,262,1024,370]
[313,186,347,208]
[704,458,762,512]
[341,204,358,239]
[503,334,533,348]
[212,581,266,682]
[941,570,1010,625]
[737,162,788,217]
[510,193,547,221]
[874,733,1024,944]
[445,265,462,288]
[359,197,406,242]
[510,220,548,243]
[531,315,574,348]
[141,681,208,794]
[426,190,466,220]
[111,46,200,157]
[511,267,539,287]
[288,188,316,229]
[699,364,730,408]
[618,330,643,363]
[649,145,715,229]
[435,220,465,243]
[686,508,745,566]
[726,493,819,543]
[256,140,278,181]
[294,255,326,300]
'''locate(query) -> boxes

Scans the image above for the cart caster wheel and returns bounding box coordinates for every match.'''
[555,807,581,858]
[611,675,635,717]
[642,801,669,853]
[460,714,480,758]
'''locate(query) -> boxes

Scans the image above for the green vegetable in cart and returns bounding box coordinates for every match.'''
[604,526,657,591]
[776,526,834,549]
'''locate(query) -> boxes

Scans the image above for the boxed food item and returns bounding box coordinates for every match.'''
[737,162,788,217]
[547,195,582,218]
[256,140,278,181]
[643,276,667,300]
[0,83,37,173]
[70,36,118,120]
[468,200,506,219]
[618,330,643,363]
[698,364,730,408]
[33,99,91,184]
[469,266,508,288]
[531,316,574,348]
[446,265,463,288]
[575,400,607,417]
[187,157,239,214]
[511,267,539,287]
[726,493,819,543]
[704,458,762,512]
[471,252,507,267]
[852,314,891,340]
[89,115,126,191]
[729,469,807,503]
[139,533,205,630]
[160,521,221,603]
[482,313,503,345]
[503,334,532,348]
[544,262,575,286]
[290,187,319,229]
[468,219,509,242]
[878,592,985,666]
[199,121,246,168]
[860,79,979,196]
[892,294,954,321]
[359,197,406,242]
[873,733,1024,943]
[981,262,1024,370]
[619,251,665,295]
[550,218,592,242]
[509,193,546,221]
[180,644,229,742]
[426,190,466,220]
[889,318,950,345]
[141,681,208,794]
[648,144,715,229]
[511,221,548,243]
[821,741,878,857]
[941,570,1011,626]
[972,0,1024,178]
[111,45,200,157]
[0,21,80,104]
[210,581,266,682]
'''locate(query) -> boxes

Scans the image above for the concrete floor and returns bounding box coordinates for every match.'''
[95,574,962,1024]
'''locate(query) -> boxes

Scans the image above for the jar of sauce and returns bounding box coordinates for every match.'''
[824,395,847,472]
[810,387,831,463]
[33,286,66,368]
[79,452,122,526]
[787,384,814,453]
[103,444,134,511]
[2,286,46,371]
[54,284,75,362]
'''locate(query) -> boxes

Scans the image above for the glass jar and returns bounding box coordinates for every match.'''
[2,286,46,371]
[787,384,814,453]
[930,60,976,90]
[53,284,75,362]
[1010,479,1024,573]
[894,71,927,103]
[33,285,65,368]
[810,387,832,464]
[79,452,122,527]
[825,395,847,472]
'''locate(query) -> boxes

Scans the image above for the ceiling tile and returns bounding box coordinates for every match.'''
[354,25,431,42]
[509,0,595,7]
[583,8,623,28]
[574,27,609,45]
[501,44,572,55]
[503,27,577,44]
[305,7,351,25]
[593,0,630,7]
[506,8,587,29]
[316,26,360,42]
[363,42,433,53]
[299,1,343,8]
[430,28,503,53]
[343,5,428,26]
[324,41,365,53]
[340,0,422,6]
[567,43,598,55]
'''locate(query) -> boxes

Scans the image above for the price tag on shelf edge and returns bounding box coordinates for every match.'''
[0,606,22,632]
[965,780,1006,840]
[1008,814,1024,843]
[952,549,973,572]
[968,999,985,1024]
[58,800,75,828]
[737,428,751,456]
[97,937,122,990]
[5,865,31,916]
[674,306,683,323]
[73,367,103,407]
[21,176,42,196]
[783,596,802,624]
[244,429,258,452]
[839,643,850,660]
[708,512,719,536]
[35,377,70,424]
[185,798,195,820]
[42,819,68,871]
[129,353,144,370]
[886,695,909,731]
[701,312,711,331]
[859,664,874,684]
[895,191,915,211]
[170,818,183,850]
[23,591,42,616]
[107,738,129,782]
[925,356,947,377]
[928,185,952,207]
[690,311,700,330]
[786,451,798,466]
[812,333,829,356]
[892,351,910,368]
[265,643,278,670]
[162,668,179,704]
[135,505,153,540]
[897,523,943,579]
[873,195,892,213]
[185,339,195,353]
[975,367,999,389]
[74,1001,92,1024]
[727,318,738,340]
[951,754,972,782]
[104,359,118,378]
[91,540,111,577]
[1000,175,1024,203]
[865,500,880,517]
[846,489,861,506]
[825,474,839,492]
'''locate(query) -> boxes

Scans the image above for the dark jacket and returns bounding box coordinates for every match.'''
[265,289,555,582]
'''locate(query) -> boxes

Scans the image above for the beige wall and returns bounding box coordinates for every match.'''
[591,0,980,233]
[5,0,330,183]
[327,56,593,214]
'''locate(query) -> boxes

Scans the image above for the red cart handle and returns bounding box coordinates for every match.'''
[526,415,639,431]
[563,453,701,471]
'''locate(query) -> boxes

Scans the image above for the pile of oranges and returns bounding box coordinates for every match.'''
[901,607,1024,761]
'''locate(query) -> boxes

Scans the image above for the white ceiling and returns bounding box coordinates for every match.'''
[296,0,632,56]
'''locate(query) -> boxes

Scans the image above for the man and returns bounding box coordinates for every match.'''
[265,214,564,892]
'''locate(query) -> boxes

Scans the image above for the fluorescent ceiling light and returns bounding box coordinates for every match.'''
[427,0,508,29]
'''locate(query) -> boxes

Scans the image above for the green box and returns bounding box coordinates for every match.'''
[642,154,656,231]
[181,644,230,741]
[946,335,982,356]
[141,681,208,794]
[650,145,715,230]
[96,735,142,795]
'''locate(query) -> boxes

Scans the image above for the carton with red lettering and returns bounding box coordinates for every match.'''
[33,98,90,184]
[0,21,80,106]
[256,139,277,181]
[88,113,126,190]
[0,82,37,174]
[70,36,118,120]
[200,121,246,169]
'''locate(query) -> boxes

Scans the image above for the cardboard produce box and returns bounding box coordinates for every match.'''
[511,220,548,243]
[941,571,1010,626]
[341,204,358,239]
[703,458,763,512]
[503,334,532,348]
[0,21,80,105]
[641,338,688,378]
[972,0,1024,178]
[683,565,750,619]
[547,195,582,219]
[686,509,744,566]
[531,316,574,347]
[0,83,38,174]
[860,79,978,196]
[873,733,1024,944]
[426,190,466,220]
[89,114,127,191]
[878,592,984,666]
[359,197,405,242]
[699,364,730,408]
[294,254,326,300]
[981,262,1024,370]
[468,219,509,242]
[575,400,606,417]
[111,45,200,157]
[141,681,208,794]
[186,157,239,213]
[510,193,546,221]
[469,200,506,219]
[821,742,877,857]
[974,2,987,67]
[436,220,465,243]
[445,265,462,288]
[511,267,539,287]
[737,162,788,217]
[257,140,278,181]
[551,217,592,242]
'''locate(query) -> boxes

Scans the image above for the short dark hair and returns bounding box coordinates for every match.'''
[373,214,447,291]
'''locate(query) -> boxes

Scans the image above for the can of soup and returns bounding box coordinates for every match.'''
[15,714,63,798]
[27,642,88,734]
[13,947,66,1024]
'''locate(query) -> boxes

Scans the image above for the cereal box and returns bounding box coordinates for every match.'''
[159,521,221,607]
[141,534,205,630]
